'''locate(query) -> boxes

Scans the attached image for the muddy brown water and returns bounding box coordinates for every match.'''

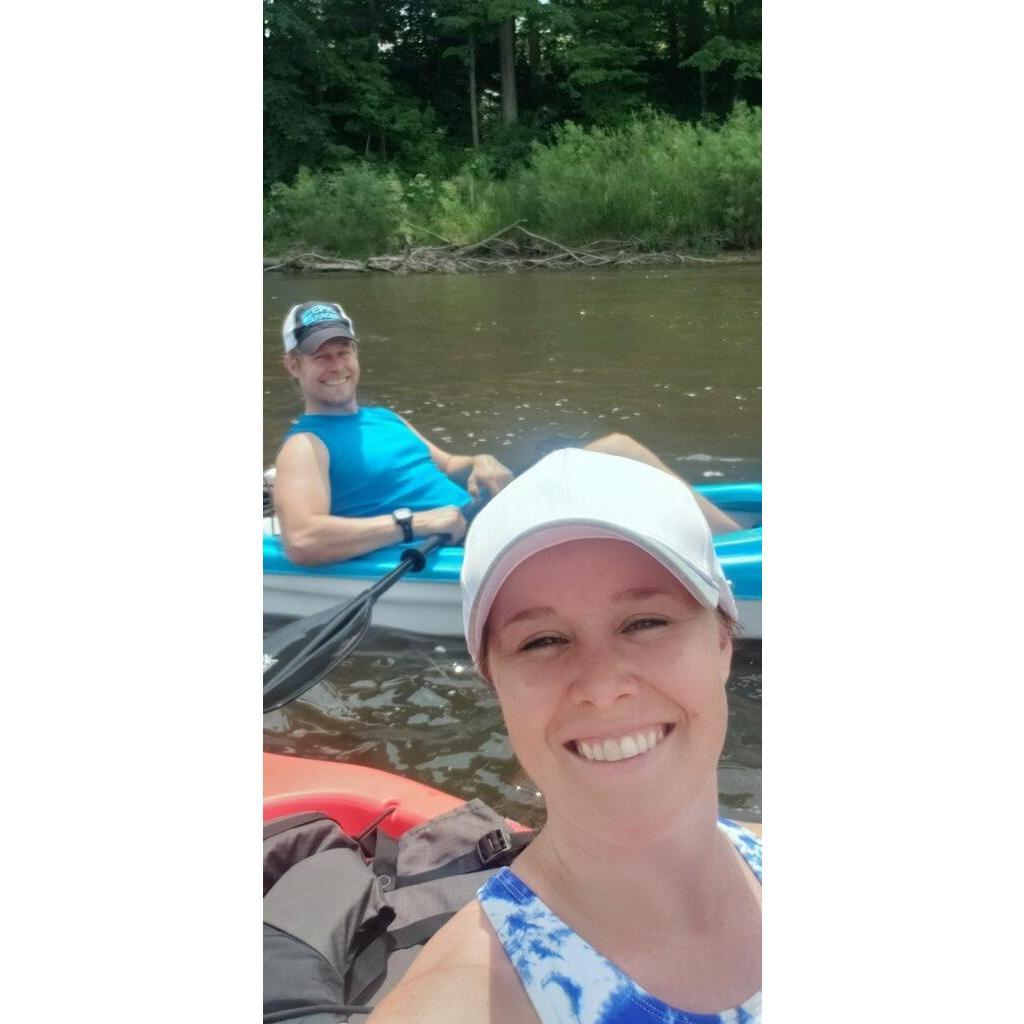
[263,264,761,825]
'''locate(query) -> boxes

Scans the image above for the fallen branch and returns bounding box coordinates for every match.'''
[404,223,455,246]
[516,225,589,265]
[265,228,757,274]
[454,221,522,257]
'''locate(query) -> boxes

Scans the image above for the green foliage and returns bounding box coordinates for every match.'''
[684,36,762,81]
[406,168,499,244]
[476,118,548,178]
[488,105,761,251]
[262,1,762,255]
[264,104,761,256]
[264,0,761,190]
[263,164,408,256]
[549,0,655,123]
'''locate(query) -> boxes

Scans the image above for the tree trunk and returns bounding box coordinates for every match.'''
[366,0,379,60]
[666,1,681,104]
[684,0,705,54]
[469,32,480,148]
[684,0,706,118]
[527,15,540,104]
[499,18,518,124]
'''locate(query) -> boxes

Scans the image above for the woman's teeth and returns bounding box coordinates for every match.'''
[575,726,667,763]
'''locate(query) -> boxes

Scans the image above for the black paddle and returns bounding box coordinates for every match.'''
[263,500,485,713]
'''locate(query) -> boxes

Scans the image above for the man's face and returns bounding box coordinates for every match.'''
[286,337,360,413]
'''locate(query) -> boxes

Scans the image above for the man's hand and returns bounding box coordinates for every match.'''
[466,455,513,499]
[412,506,468,544]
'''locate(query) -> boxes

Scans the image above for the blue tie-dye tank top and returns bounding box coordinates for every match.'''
[477,820,762,1024]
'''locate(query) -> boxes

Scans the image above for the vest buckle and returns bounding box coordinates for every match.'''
[477,828,512,866]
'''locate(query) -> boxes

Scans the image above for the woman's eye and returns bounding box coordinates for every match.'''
[520,635,566,652]
[623,617,668,633]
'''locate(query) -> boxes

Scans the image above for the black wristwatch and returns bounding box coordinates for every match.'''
[392,507,414,543]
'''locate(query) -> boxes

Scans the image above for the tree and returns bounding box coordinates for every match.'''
[498,17,518,123]
[548,0,655,124]
[262,0,762,188]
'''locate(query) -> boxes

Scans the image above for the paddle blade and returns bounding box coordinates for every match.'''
[263,601,357,669]
[263,601,373,712]
[261,528,468,714]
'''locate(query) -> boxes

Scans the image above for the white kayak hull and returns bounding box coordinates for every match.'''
[264,572,467,636]
[264,569,762,640]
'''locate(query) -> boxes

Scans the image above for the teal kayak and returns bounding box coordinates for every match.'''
[263,482,762,639]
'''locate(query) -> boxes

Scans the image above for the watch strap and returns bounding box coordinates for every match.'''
[392,509,414,543]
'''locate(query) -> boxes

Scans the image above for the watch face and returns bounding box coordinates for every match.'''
[394,507,412,523]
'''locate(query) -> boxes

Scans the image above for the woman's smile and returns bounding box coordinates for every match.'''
[567,722,674,763]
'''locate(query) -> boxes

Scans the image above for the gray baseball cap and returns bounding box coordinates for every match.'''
[282,301,356,355]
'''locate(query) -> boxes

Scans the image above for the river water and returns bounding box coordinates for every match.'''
[263,263,761,825]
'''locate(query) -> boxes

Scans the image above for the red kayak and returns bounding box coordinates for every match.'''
[265,751,529,837]
[264,750,469,837]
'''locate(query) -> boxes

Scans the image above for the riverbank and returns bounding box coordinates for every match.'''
[264,108,761,265]
[264,225,761,274]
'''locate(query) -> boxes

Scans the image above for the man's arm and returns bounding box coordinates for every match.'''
[274,433,467,565]
[399,417,514,498]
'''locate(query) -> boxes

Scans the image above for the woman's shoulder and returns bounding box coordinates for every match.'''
[719,818,763,884]
[367,900,532,1024]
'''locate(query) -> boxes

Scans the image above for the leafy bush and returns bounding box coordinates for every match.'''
[490,105,761,250]
[263,105,761,257]
[263,164,407,256]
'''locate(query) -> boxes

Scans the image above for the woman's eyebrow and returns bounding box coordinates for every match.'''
[497,606,556,630]
[611,587,674,603]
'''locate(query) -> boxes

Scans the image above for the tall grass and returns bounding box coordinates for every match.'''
[264,105,761,257]
[494,105,761,250]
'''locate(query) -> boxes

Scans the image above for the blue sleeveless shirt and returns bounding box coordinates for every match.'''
[477,820,762,1024]
[285,407,471,517]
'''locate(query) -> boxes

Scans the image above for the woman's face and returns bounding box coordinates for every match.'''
[485,538,732,843]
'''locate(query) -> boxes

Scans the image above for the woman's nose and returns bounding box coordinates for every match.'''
[567,649,638,708]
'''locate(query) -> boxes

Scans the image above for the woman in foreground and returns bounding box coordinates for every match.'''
[369,448,762,1024]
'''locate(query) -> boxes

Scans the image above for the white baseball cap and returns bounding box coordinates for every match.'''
[461,447,738,661]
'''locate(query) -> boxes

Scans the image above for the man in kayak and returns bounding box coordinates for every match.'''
[272,301,740,566]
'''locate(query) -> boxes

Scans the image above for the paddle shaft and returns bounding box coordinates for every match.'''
[263,533,446,701]
[263,498,486,711]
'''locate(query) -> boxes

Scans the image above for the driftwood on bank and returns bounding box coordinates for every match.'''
[263,224,744,274]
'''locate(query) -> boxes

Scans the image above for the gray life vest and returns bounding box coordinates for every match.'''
[264,799,534,1022]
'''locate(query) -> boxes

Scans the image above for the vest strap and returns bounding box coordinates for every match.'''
[394,828,533,889]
